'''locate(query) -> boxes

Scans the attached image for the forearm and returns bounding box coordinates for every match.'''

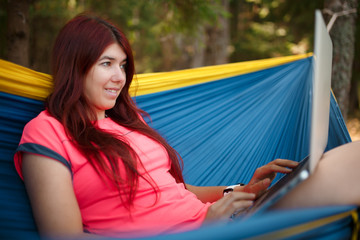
[186,184,226,203]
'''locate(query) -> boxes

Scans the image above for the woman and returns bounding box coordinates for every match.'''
[14,14,360,239]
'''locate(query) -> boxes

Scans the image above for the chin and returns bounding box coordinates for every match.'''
[105,103,117,110]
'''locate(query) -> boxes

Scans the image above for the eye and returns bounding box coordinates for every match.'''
[101,61,111,67]
[120,62,127,70]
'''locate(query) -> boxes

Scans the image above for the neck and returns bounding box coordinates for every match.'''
[95,110,106,120]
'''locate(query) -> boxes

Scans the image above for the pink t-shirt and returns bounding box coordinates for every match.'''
[14,110,211,238]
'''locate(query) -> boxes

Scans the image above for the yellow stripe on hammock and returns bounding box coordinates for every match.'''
[0,53,311,101]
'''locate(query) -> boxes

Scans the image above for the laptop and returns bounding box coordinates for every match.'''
[234,10,333,219]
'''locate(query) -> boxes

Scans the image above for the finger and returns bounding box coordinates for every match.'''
[244,178,271,197]
[218,192,255,211]
[221,192,256,204]
[272,159,299,168]
[207,192,255,221]
[208,200,254,221]
[253,160,298,179]
[230,200,254,213]
[219,192,255,217]
[257,164,293,176]
[269,164,293,173]
[245,178,271,193]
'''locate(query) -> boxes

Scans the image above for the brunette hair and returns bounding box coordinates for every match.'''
[46,13,184,207]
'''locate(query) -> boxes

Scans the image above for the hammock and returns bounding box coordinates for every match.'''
[0,55,358,239]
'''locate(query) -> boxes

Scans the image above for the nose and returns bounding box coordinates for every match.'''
[111,66,126,82]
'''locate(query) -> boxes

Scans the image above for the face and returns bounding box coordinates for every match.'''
[84,43,127,120]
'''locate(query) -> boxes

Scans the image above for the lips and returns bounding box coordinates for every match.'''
[106,89,117,93]
[105,88,119,96]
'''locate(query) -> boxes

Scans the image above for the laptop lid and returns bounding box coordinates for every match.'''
[309,10,333,173]
[234,11,334,219]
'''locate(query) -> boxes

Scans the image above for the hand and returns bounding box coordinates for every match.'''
[204,192,255,222]
[242,159,299,198]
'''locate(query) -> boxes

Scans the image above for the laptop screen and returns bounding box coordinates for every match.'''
[309,10,333,172]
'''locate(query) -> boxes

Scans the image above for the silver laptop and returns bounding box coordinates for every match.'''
[235,10,333,219]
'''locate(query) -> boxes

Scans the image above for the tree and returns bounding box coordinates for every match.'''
[6,0,33,67]
[143,0,228,71]
[323,0,358,121]
[29,0,78,73]
[349,64,360,115]
[349,4,360,115]
[202,0,230,66]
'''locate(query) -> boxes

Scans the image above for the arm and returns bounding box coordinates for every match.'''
[185,184,224,203]
[22,153,93,239]
[187,159,298,202]
[186,184,246,203]
[185,184,255,222]
[194,159,299,222]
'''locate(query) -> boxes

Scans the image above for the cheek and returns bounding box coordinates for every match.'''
[84,82,102,104]
[84,71,104,97]
[84,82,95,99]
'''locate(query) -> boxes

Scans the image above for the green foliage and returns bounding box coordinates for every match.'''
[151,0,226,35]
[16,0,226,73]
[229,0,323,62]
[1,0,356,75]
[1,0,358,115]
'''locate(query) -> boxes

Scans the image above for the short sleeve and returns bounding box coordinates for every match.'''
[14,111,72,180]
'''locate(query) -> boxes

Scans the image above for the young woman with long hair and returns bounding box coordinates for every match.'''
[14,13,360,239]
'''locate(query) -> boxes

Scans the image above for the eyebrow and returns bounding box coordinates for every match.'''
[98,56,116,61]
[98,56,127,63]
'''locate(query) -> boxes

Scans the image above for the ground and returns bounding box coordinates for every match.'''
[347,113,360,141]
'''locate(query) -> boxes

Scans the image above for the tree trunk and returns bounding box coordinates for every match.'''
[349,72,359,112]
[323,0,358,121]
[203,0,230,66]
[349,5,360,114]
[191,26,206,68]
[160,35,175,71]
[30,14,66,74]
[6,0,31,67]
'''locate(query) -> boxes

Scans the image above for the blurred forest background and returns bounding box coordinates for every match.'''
[1,0,359,139]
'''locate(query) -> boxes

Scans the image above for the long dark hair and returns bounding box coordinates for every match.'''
[46,14,184,207]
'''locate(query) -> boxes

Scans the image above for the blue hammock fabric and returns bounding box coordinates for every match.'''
[136,57,351,186]
[0,56,358,239]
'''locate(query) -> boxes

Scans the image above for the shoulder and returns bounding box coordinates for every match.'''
[20,110,70,154]
[25,110,63,130]
[15,110,72,180]
[22,110,67,143]
[19,110,70,159]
